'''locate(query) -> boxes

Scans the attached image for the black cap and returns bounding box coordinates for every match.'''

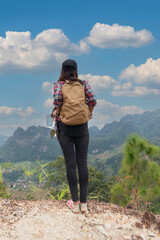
[62,59,77,72]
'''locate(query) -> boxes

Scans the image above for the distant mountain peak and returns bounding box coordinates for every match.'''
[13,127,26,139]
[1,108,160,163]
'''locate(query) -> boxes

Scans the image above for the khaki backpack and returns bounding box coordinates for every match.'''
[60,80,91,125]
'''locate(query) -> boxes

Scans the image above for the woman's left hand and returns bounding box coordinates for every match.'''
[51,109,57,119]
[89,114,93,119]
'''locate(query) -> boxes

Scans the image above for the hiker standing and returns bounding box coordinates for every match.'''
[52,59,97,213]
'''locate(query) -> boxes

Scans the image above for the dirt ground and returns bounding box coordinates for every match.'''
[0,199,160,240]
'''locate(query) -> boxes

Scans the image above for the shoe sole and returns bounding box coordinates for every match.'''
[81,210,87,213]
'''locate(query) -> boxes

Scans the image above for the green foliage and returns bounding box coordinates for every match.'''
[46,156,67,188]
[0,182,11,198]
[22,162,37,178]
[46,156,111,202]
[0,162,16,187]
[104,153,123,177]
[49,184,70,200]
[26,194,35,200]
[0,155,113,202]
[110,134,160,213]
[88,166,110,201]
[36,159,49,188]
[110,182,129,205]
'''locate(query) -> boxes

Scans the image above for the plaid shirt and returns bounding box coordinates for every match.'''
[53,80,97,121]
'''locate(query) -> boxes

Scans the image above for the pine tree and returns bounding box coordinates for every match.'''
[110,134,160,212]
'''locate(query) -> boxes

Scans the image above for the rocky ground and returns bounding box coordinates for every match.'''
[0,199,160,240]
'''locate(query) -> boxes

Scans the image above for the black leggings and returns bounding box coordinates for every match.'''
[57,121,89,203]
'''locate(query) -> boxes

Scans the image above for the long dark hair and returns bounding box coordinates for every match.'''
[58,69,84,85]
[58,69,78,82]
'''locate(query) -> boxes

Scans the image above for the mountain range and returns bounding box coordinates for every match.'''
[89,108,160,153]
[0,108,160,166]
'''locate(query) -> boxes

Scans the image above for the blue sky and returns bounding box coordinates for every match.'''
[0,0,160,136]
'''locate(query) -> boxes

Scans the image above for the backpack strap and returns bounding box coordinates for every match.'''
[64,78,85,86]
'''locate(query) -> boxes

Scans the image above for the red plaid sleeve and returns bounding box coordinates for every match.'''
[83,81,97,106]
[53,81,65,107]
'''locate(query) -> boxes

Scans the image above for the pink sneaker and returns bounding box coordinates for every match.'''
[66,200,80,213]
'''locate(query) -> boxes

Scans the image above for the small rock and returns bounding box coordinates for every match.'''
[135,222,143,228]
[141,211,156,229]
[132,234,145,240]
[117,226,123,230]
[148,232,156,237]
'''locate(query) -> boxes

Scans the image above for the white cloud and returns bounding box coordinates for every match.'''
[0,24,155,74]
[87,23,154,48]
[0,106,22,115]
[0,29,90,74]
[112,83,160,96]
[90,99,144,128]
[44,98,53,108]
[18,106,37,117]
[120,105,144,116]
[0,106,36,117]
[42,74,117,103]
[113,58,160,97]
[79,73,117,92]
[119,58,160,84]
[42,82,53,94]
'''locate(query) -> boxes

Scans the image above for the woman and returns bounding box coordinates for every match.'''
[52,59,97,213]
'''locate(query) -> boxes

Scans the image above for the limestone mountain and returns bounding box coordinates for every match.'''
[89,108,160,153]
[0,126,61,163]
[0,108,160,165]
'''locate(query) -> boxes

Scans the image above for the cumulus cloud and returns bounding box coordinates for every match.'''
[79,73,117,92]
[112,83,160,96]
[44,98,53,108]
[42,74,117,105]
[112,58,160,97]
[0,29,90,74]
[0,23,155,74]
[18,106,37,117]
[42,82,53,94]
[90,99,144,128]
[119,58,160,84]
[0,106,22,115]
[86,23,154,48]
[0,106,36,117]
